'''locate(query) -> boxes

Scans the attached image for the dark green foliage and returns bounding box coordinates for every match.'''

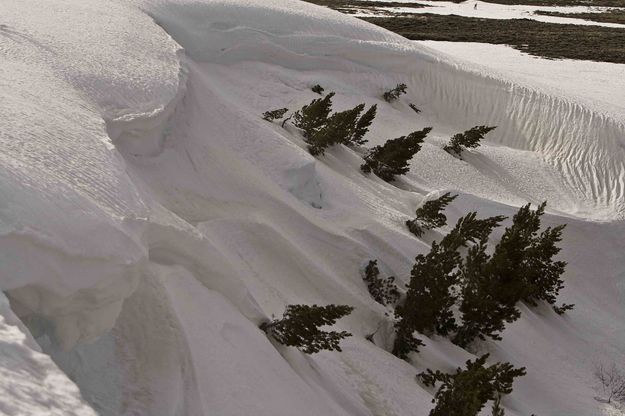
[553,303,575,315]
[409,103,421,114]
[349,104,377,146]
[491,202,567,307]
[293,92,335,139]
[454,202,569,347]
[418,354,526,416]
[440,212,506,252]
[453,240,521,348]
[383,83,407,102]
[307,104,364,155]
[262,108,289,122]
[444,126,496,157]
[361,127,431,181]
[312,84,325,95]
[261,304,354,354]
[406,192,458,237]
[363,260,400,306]
[392,328,425,360]
[393,241,461,358]
[293,92,377,155]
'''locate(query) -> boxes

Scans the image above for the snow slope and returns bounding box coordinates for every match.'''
[0,0,624,415]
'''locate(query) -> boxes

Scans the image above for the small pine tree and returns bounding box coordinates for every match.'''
[261,304,354,354]
[311,84,325,95]
[440,212,506,252]
[453,240,521,348]
[406,192,458,237]
[453,202,569,347]
[553,303,574,315]
[361,127,432,182]
[383,83,407,102]
[307,104,364,155]
[293,92,335,139]
[363,260,400,306]
[418,354,526,416]
[393,241,461,358]
[262,108,289,122]
[348,104,377,146]
[409,103,421,114]
[444,126,496,157]
[392,328,425,360]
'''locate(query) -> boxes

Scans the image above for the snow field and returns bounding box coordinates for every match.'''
[0,0,624,415]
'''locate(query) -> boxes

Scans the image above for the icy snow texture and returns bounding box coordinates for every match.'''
[0,292,96,415]
[0,0,624,415]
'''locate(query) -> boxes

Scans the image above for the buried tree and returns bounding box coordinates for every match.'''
[406,192,458,237]
[383,83,407,102]
[349,104,377,146]
[361,127,431,181]
[363,260,400,306]
[262,108,289,122]
[393,211,506,359]
[293,92,336,139]
[292,92,377,155]
[306,104,364,155]
[453,202,570,348]
[260,304,354,354]
[444,125,496,158]
[418,354,526,416]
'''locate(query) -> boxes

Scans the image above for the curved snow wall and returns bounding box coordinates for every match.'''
[409,57,625,218]
[143,0,625,218]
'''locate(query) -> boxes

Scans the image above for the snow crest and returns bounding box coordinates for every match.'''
[1,0,624,415]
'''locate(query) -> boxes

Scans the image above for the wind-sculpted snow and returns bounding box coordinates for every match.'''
[1,0,625,415]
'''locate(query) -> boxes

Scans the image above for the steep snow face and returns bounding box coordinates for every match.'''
[0,293,96,416]
[1,0,625,415]
[0,0,186,348]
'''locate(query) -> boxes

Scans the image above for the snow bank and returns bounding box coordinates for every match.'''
[0,292,96,415]
[1,0,625,415]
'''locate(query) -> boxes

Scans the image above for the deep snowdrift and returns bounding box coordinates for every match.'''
[1,0,624,415]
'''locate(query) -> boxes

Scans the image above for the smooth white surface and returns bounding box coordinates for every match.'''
[0,0,624,415]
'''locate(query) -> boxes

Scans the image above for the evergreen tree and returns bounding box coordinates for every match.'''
[363,260,400,306]
[261,304,353,354]
[418,354,526,416]
[361,127,432,182]
[393,241,461,358]
[311,84,325,95]
[453,240,521,348]
[453,202,569,347]
[406,192,458,237]
[307,104,363,155]
[440,212,506,252]
[383,83,407,102]
[553,303,574,315]
[348,104,377,146]
[293,92,335,139]
[444,126,496,157]
[262,108,289,122]
[491,202,567,307]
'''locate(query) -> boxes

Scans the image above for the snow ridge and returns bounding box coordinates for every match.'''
[1,0,624,415]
